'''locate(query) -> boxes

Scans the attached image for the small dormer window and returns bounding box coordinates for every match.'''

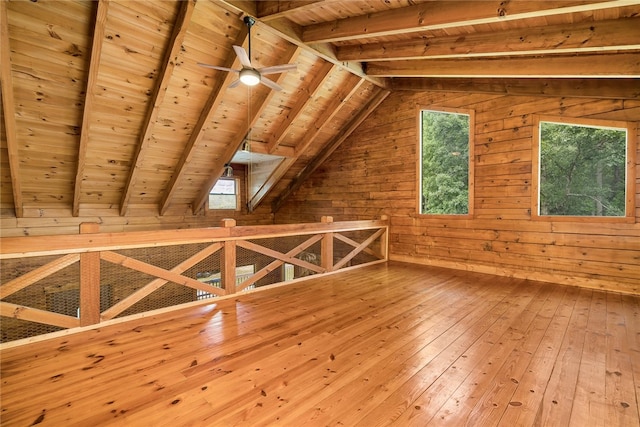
[208,178,240,211]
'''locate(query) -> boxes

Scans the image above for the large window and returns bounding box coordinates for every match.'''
[419,108,474,216]
[533,116,635,220]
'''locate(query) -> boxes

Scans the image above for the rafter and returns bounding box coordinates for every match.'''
[191,45,303,214]
[267,60,335,154]
[272,87,390,213]
[336,17,640,62]
[366,53,640,78]
[72,0,109,217]
[119,0,195,216]
[256,0,329,21]
[390,77,640,100]
[158,27,249,216]
[303,1,640,43]
[0,1,23,217]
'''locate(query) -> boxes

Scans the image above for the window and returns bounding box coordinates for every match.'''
[533,116,635,220]
[208,178,240,211]
[419,108,474,216]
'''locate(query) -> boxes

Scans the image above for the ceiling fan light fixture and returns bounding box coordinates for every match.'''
[239,68,260,86]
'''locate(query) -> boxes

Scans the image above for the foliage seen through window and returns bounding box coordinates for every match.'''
[538,121,627,217]
[420,110,471,215]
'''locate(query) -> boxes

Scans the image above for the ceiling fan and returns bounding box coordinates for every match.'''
[198,16,296,92]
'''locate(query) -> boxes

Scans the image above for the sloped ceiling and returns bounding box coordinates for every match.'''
[1,0,639,219]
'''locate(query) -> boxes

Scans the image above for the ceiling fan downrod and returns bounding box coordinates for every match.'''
[244,16,256,62]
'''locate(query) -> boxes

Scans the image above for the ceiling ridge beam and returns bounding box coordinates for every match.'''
[158,27,249,216]
[266,60,335,154]
[336,17,640,62]
[366,53,640,78]
[72,0,109,217]
[390,77,640,100]
[119,0,196,216]
[191,45,303,215]
[272,87,390,213]
[302,0,640,43]
[0,2,23,217]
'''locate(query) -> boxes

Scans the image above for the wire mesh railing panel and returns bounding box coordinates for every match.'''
[294,240,321,278]
[0,220,388,343]
[237,244,279,288]
[1,256,80,342]
[117,281,196,318]
[105,243,218,317]
[334,230,384,268]
[243,235,324,285]
[187,250,222,301]
[1,319,64,343]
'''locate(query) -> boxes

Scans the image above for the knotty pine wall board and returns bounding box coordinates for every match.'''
[275,91,640,294]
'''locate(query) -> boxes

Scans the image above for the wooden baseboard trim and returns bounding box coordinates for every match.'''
[389,254,639,296]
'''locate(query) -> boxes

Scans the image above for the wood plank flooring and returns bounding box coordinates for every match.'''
[1,261,639,426]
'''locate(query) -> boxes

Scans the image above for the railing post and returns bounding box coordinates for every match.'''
[380,215,389,261]
[221,219,237,294]
[79,223,101,326]
[321,216,334,272]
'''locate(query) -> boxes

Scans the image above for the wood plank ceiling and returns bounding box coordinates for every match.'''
[1,0,639,219]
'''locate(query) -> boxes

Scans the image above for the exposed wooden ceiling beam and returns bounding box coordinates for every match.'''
[0,1,23,218]
[191,45,303,214]
[272,87,390,213]
[266,60,335,154]
[250,142,295,158]
[120,0,196,216]
[302,0,638,43]
[366,53,640,78]
[336,17,640,62]
[72,0,109,217]
[250,74,364,212]
[390,77,640,100]
[159,26,249,216]
[256,0,329,21]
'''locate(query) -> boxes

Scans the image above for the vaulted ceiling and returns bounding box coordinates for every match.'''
[1,0,639,219]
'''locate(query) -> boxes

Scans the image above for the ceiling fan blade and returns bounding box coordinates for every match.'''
[258,64,297,76]
[228,79,243,89]
[233,45,252,68]
[197,63,238,73]
[260,77,283,92]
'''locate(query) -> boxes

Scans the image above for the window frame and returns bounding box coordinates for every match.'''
[416,106,475,219]
[207,177,241,212]
[531,115,636,223]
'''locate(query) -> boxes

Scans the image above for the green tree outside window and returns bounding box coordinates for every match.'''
[539,121,627,217]
[420,110,471,215]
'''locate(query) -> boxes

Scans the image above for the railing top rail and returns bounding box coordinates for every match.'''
[0,218,389,259]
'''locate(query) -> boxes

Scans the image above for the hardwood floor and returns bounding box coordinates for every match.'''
[1,261,639,426]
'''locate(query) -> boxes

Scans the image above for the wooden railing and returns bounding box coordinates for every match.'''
[0,217,388,342]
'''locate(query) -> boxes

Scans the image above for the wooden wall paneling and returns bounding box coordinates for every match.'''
[276,90,640,294]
